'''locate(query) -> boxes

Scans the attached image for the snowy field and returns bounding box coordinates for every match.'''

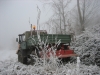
[0,49,100,75]
[0,49,17,61]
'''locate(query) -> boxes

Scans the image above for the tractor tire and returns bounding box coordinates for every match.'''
[22,57,27,64]
[29,56,36,65]
[59,57,71,64]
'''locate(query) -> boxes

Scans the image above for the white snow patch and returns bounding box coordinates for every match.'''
[0,49,17,61]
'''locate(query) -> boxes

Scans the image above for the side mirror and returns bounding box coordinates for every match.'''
[16,38,18,42]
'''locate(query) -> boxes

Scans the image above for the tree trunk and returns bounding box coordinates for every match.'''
[77,0,85,32]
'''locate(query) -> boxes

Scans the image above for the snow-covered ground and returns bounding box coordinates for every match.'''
[0,50,100,75]
[0,48,100,74]
[0,49,17,61]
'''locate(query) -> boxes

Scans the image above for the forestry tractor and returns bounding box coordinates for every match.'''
[16,27,77,65]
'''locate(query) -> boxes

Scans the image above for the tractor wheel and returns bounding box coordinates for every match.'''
[60,57,71,64]
[29,56,36,65]
[22,57,27,64]
[27,50,36,65]
[63,57,70,63]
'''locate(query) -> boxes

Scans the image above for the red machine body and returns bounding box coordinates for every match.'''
[46,49,77,58]
[41,44,77,59]
[56,49,77,58]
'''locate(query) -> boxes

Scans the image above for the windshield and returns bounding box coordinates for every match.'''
[19,34,25,43]
[22,35,25,41]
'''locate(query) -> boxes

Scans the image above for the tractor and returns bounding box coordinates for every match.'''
[16,29,77,65]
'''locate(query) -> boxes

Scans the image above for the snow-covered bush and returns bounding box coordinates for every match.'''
[0,58,100,75]
[71,24,100,66]
[0,25,100,75]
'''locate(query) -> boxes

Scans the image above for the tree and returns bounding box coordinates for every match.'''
[76,0,100,33]
[45,0,72,34]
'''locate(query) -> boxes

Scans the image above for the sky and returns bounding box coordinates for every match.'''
[0,0,76,49]
[0,0,53,49]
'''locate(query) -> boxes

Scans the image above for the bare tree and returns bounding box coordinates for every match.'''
[45,20,52,33]
[50,0,71,34]
[76,0,100,33]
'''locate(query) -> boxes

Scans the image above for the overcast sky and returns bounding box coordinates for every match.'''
[0,0,53,49]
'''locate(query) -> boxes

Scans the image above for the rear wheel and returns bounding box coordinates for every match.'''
[22,57,27,64]
[63,57,70,62]
[27,47,40,65]
[29,55,36,65]
[27,50,36,65]
[59,57,71,64]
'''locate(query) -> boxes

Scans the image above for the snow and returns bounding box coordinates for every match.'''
[0,24,100,75]
[0,49,17,61]
[0,50,100,75]
[71,24,100,66]
[0,57,100,75]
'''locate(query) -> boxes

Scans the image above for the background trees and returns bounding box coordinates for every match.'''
[44,0,100,36]
[71,0,100,35]
[45,0,72,34]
